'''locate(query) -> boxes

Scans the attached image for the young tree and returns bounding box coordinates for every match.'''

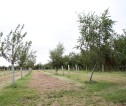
[49,42,64,74]
[1,25,27,84]
[77,9,115,81]
[25,50,36,69]
[18,41,32,78]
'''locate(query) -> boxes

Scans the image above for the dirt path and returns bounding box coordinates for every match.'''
[29,71,73,92]
[0,71,28,89]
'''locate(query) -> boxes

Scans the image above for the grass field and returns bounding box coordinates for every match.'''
[44,70,126,105]
[0,70,125,106]
[0,72,38,106]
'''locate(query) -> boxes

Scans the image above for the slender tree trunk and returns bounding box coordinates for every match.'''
[89,61,98,81]
[68,65,70,77]
[8,68,9,74]
[20,67,23,79]
[4,68,5,75]
[75,65,77,71]
[62,66,64,76]
[11,63,15,84]
[86,66,87,71]
[55,68,58,75]
[102,64,104,72]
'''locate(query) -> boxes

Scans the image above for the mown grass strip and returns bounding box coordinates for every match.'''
[0,72,38,106]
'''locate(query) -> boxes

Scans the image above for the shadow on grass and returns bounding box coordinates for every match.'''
[84,80,98,84]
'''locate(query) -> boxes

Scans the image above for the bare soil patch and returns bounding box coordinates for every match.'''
[29,71,73,92]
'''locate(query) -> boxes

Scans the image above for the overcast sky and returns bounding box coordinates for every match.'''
[0,0,126,66]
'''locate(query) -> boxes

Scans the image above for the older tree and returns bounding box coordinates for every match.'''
[77,9,115,81]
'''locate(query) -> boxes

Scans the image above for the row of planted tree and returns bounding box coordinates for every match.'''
[0,68,32,78]
[42,9,126,81]
[0,25,36,83]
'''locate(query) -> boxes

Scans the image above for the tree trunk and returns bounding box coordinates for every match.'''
[55,68,58,75]
[102,64,104,72]
[20,67,23,79]
[86,66,87,71]
[62,66,64,76]
[4,68,5,75]
[89,61,97,81]
[11,63,15,84]
[68,65,70,77]
[75,65,77,71]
